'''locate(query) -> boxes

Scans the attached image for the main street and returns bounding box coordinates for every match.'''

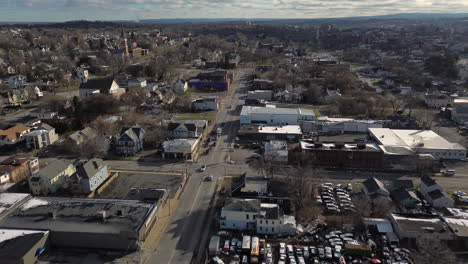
[146,69,249,264]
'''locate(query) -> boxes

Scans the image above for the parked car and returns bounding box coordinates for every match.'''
[205,175,214,182]
[199,165,207,172]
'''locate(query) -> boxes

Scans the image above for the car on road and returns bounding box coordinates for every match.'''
[199,165,207,172]
[205,175,214,182]
[443,169,456,176]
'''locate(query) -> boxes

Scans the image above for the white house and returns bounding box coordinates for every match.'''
[168,120,207,139]
[420,176,443,195]
[240,106,316,126]
[25,124,59,149]
[426,190,454,208]
[72,158,109,194]
[362,177,390,200]
[420,176,454,208]
[192,97,220,111]
[220,198,296,236]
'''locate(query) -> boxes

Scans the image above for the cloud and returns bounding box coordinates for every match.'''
[0,0,467,21]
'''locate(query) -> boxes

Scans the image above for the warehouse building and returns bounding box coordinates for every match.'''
[368,128,466,160]
[240,106,315,126]
[0,194,163,251]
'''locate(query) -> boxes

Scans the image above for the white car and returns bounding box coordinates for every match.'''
[199,165,207,172]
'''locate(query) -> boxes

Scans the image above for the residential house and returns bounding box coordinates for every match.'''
[426,189,454,208]
[0,124,31,146]
[70,158,109,194]
[8,75,27,89]
[252,79,274,90]
[390,188,421,210]
[420,176,443,196]
[451,103,468,126]
[256,203,296,235]
[173,80,188,94]
[115,126,145,155]
[220,198,260,230]
[29,160,76,195]
[362,177,390,200]
[388,180,414,192]
[29,108,58,119]
[168,120,207,139]
[0,153,39,183]
[25,124,58,149]
[192,97,220,111]
[219,198,296,236]
[67,127,97,146]
[79,76,125,98]
[128,78,147,89]
[420,176,454,208]
[425,94,454,108]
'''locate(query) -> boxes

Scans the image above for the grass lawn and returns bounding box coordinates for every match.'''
[299,104,321,115]
[175,111,217,122]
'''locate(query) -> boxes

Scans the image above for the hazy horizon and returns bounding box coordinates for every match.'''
[1,0,468,22]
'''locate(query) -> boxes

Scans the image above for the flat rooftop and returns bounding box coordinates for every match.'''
[239,125,302,135]
[443,217,468,238]
[300,140,382,152]
[97,171,183,199]
[369,128,466,150]
[0,193,30,217]
[241,106,315,117]
[392,213,448,233]
[0,197,156,235]
[0,229,49,260]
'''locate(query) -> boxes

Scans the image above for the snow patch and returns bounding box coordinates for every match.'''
[0,229,47,243]
[21,198,49,210]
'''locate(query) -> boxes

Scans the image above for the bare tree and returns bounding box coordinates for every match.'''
[412,238,457,264]
[283,165,320,210]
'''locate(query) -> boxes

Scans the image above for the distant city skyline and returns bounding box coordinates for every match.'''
[0,0,468,22]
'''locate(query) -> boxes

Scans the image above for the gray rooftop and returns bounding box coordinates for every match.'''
[241,106,315,117]
[0,197,156,235]
[34,160,72,179]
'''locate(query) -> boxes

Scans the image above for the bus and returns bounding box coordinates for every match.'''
[250,237,259,256]
[242,235,251,253]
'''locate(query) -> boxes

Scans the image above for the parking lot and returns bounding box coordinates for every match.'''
[210,225,413,264]
[96,171,184,199]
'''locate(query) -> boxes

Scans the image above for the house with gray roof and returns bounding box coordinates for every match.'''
[390,188,421,210]
[115,126,145,155]
[362,177,390,201]
[451,103,468,126]
[67,127,97,146]
[168,119,207,139]
[70,158,108,194]
[79,76,125,98]
[25,123,58,149]
[28,160,76,195]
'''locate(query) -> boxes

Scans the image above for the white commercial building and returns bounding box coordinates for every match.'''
[368,128,466,160]
[303,117,384,134]
[220,198,296,236]
[240,106,315,125]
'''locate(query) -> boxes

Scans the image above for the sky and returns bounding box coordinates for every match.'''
[0,0,468,22]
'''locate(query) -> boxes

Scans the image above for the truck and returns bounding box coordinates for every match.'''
[209,235,221,255]
[242,235,251,253]
[343,243,372,257]
[250,236,260,263]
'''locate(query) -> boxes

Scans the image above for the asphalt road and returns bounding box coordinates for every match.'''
[146,69,249,264]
